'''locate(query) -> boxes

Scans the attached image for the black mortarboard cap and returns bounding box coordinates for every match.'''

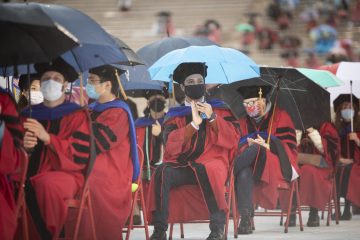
[18,73,41,91]
[237,85,272,100]
[172,62,207,84]
[34,58,78,82]
[333,94,359,112]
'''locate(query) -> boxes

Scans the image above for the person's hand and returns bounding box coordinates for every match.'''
[247,135,269,149]
[349,132,360,146]
[196,102,213,119]
[23,131,38,149]
[191,101,202,126]
[151,120,162,136]
[339,157,354,165]
[23,118,50,144]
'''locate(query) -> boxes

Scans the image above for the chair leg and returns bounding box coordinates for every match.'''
[169,223,173,240]
[231,182,238,238]
[180,223,184,238]
[321,209,325,220]
[139,186,150,240]
[284,182,295,233]
[295,181,304,231]
[280,211,283,226]
[126,190,139,240]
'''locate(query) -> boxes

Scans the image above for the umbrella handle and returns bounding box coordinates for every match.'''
[79,73,84,106]
[350,80,354,132]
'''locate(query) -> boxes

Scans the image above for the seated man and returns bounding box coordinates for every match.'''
[297,124,340,227]
[0,88,27,240]
[85,65,140,239]
[234,85,299,234]
[22,58,92,239]
[147,62,239,240]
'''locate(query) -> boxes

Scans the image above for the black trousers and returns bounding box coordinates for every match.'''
[233,144,260,214]
[152,165,225,231]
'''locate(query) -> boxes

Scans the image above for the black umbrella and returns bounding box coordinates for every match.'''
[0,3,79,67]
[112,36,145,66]
[220,67,331,131]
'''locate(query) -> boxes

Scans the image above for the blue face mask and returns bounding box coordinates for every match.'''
[86,83,100,99]
[341,109,354,122]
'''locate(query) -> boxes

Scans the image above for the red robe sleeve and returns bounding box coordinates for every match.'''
[319,122,340,169]
[47,109,91,171]
[92,108,130,153]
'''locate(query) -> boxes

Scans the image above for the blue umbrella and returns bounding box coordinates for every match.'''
[149,45,260,84]
[28,3,143,72]
[137,36,218,66]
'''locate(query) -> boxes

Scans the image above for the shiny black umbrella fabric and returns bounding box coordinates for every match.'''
[0,3,79,66]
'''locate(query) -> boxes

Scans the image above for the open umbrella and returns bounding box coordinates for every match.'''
[220,67,331,130]
[137,36,218,66]
[148,45,260,84]
[0,3,79,67]
[296,68,343,88]
[318,62,360,106]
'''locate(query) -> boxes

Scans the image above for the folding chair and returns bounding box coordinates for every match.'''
[321,172,340,226]
[168,166,237,240]
[125,145,150,240]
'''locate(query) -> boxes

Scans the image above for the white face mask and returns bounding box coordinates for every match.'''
[30,90,44,105]
[40,79,63,101]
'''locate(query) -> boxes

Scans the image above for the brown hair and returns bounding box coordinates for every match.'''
[334,102,360,132]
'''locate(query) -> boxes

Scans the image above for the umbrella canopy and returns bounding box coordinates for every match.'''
[148,45,260,84]
[297,68,343,88]
[220,67,331,130]
[29,2,143,72]
[137,36,218,66]
[318,62,360,105]
[0,3,79,67]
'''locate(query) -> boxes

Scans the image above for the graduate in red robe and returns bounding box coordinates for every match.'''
[147,63,240,240]
[234,85,299,234]
[297,123,340,227]
[84,65,140,239]
[333,94,360,220]
[21,58,92,239]
[0,88,27,240]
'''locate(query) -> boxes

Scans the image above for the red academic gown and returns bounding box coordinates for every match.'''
[237,107,299,209]
[135,117,164,200]
[21,102,91,236]
[84,100,134,240]
[0,91,26,240]
[346,131,360,206]
[147,102,239,222]
[299,122,340,210]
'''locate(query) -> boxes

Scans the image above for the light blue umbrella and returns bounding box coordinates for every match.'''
[148,45,259,84]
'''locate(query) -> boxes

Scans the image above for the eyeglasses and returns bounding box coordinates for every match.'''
[87,78,102,85]
[243,100,258,107]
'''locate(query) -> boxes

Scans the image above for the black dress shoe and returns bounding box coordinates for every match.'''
[288,214,296,227]
[307,215,320,227]
[206,229,225,240]
[238,216,253,234]
[340,211,352,220]
[149,229,167,240]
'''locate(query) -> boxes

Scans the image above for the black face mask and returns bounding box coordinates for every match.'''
[184,84,205,100]
[149,99,166,112]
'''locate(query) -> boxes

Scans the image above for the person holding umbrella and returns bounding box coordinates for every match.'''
[0,88,27,240]
[333,94,360,220]
[84,64,140,239]
[21,58,93,239]
[147,62,240,240]
[234,85,299,234]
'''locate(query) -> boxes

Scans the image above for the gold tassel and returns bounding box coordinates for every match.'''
[258,87,263,99]
[115,69,127,100]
